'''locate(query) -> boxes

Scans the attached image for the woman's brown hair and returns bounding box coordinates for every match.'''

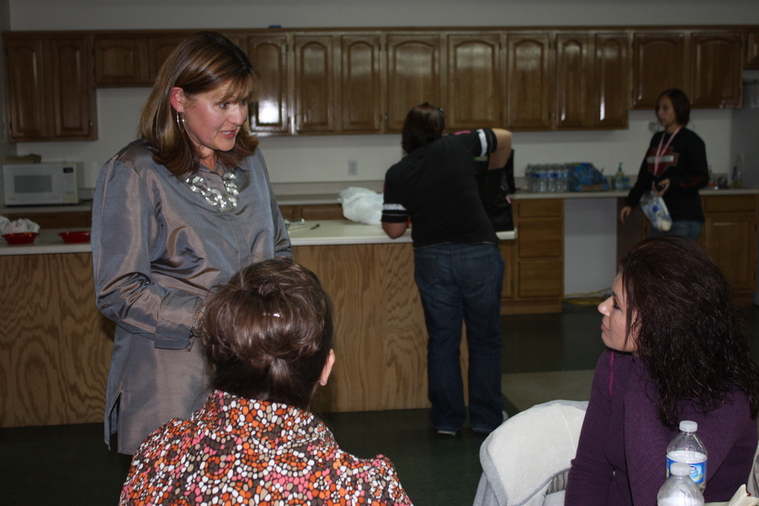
[620,236,759,428]
[657,88,691,127]
[200,258,333,410]
[401,103,445,154]
[138,31,260,177]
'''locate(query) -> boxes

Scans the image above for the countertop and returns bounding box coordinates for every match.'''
[0,222,517,256]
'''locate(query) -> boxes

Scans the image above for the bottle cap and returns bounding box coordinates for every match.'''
[670,462,691,476]
[679,420,698,432]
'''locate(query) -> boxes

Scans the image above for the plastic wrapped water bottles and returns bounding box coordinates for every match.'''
[658,462,705,506]
[667,421,708,492]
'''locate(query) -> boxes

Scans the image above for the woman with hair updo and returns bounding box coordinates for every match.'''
[92,31,291,455]
[619,88,709,241]
[566,236,759,505]
[119,258,413,506]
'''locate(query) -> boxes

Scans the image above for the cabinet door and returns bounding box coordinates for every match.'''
[594,33,630,128]
[690,32,742,109]
[340,34,383,133]
[4,37,49,140]
[632,33,686,109]
[555,32,591,129]
[445,33,501,130]
[147,35,186,83]
[505,33,552,130]
[248,35,290,134]
[747,30,759,69]
[386,34,441,132]
[49,37,95,140]
[704,214,757,292]
[294,34,335,133]
[93,36,146,86]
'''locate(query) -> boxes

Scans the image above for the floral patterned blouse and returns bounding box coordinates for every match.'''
[120,390,413,505]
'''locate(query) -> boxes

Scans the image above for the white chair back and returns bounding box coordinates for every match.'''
[473,400,588,506]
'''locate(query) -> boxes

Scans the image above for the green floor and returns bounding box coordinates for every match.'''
[3,303,758,505]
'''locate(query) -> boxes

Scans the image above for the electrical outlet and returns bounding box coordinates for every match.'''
[348,160,358,176]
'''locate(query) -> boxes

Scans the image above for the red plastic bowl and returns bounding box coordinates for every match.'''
[2,232,39,245]
[59,231,91,244]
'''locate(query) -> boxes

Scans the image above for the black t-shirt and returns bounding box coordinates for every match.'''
[381,129,499,248]
[624,127,709,222]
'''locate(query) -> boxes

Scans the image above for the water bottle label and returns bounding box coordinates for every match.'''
[666,457,706,486]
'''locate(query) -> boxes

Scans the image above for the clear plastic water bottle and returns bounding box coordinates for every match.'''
[667,421,708,492]
[658,462,704,506]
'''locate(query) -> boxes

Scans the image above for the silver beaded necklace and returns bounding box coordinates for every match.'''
[185,171,239,212]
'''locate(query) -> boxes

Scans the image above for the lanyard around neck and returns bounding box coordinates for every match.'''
[654,126,681,177]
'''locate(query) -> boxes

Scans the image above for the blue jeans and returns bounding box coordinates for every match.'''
[413,243,505,432]
[649,220,702,242]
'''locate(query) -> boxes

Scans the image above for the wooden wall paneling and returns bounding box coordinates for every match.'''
[555,32,591,129]
[247,34,291,134]
[0,253,113,427]
[340,33,383,132]
[594,32,630,128]
[293,34,335,133]
[385,34,441,132]
[445,33,501,130]
[690,31,743,108]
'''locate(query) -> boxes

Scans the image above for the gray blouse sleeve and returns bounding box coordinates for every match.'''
[91,157,200,350]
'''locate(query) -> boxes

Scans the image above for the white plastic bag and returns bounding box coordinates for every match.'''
[338,187,383,225]
[640,191,672,232]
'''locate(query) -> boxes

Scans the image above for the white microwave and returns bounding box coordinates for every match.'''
[2,162,84,206]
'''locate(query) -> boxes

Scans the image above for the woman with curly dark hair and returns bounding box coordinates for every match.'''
[566,236,759,505]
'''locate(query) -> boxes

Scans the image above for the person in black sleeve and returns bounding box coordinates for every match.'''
[381,103,513,436]
[620,88,709,241]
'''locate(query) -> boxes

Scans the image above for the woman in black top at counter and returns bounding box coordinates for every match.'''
[619,88,709,241]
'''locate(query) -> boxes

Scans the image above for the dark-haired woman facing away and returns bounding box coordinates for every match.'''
[565,236,759,505]
[119,258,413,505]
[620,88,709,241]
[381,103,512,436]
[92,31,291,455]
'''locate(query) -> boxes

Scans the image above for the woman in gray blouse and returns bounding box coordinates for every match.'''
[92,31,292,455]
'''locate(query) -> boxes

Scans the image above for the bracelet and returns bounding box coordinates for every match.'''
[190,304,206,340]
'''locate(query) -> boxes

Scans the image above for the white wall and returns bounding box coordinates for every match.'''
[8,0,757,295]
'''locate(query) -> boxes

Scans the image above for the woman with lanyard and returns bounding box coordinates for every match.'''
[619,88,709,241]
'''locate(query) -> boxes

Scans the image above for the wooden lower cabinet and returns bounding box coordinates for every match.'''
[280,203,344,221]
[0,253,114,427]
[700,194,758,304]
[502,198,564,314]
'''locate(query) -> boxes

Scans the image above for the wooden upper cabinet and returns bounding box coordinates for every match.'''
[632,32,687,109]
[593,33,630,128]
[505,33,552,130]
[5,37,49,140]
[247,35,290,134]
[94,36,146,86]
[4,34,96,142]
[690,32,742,108]
[747,30,759,69]
[445,33,501,130]
[554,32,591,129]
[385,34,441,132]
[340,34,383,133]
[293,34,335,133]
[49,37,95,139]
[146,35,185,83]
